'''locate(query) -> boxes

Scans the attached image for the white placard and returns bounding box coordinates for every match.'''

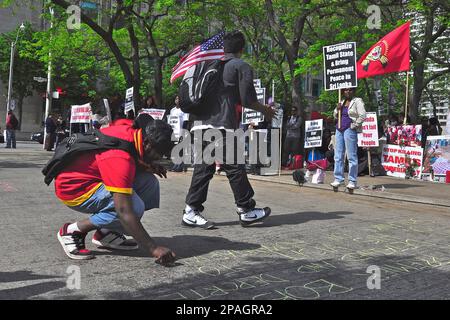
[381,144,424,179]
[304,119,323,148]
[358,112,379,147]
[70,103,92,124]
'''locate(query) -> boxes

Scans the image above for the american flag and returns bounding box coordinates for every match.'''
[170,31,225,83]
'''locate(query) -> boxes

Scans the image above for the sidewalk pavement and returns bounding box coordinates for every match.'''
[243,169,450,208]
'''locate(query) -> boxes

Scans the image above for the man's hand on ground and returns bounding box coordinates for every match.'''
[151,246,176,266]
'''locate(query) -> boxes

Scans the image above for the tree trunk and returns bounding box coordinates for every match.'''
[412,64,425,124]
[154,58,164,107]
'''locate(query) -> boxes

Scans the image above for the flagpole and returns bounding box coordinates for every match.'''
[404,71,409,125]
[338,89,342,129]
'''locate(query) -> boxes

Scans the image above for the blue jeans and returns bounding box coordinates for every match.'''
[5,129,16,148]
[68,171,160,234]
[334,128,358,183]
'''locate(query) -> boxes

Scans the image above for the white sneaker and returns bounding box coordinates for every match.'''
[182,207,215,229]
[238,207,271,226]
[330,180,344,187]
[346,181,357,189]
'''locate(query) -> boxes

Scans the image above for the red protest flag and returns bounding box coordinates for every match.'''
[357,21,410,79]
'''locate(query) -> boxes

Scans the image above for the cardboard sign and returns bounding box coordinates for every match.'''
[70,103,92,124]
[358,112,379,147]
[323,42,357,91]
[381,144,424,179]
[304,119,323,148]
[242,109,265,125]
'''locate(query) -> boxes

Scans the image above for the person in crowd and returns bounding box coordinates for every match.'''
[427,117,442,136]
[281,106,302,168]
[45,114,57,151]
[55,115,67,147]
[53,115,176,265]
[5,110,19,149]
[168,95,189,172]
[330,87,366,189]
[182,30,276,229]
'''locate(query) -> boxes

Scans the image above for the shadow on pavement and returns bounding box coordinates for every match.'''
[91,234,261,260]
[0,161,44,169]
[379,183,424,189]
[215,211,353,228]
[0,270,66,300]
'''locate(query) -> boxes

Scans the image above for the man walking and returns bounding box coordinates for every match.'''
[182,30,276,229]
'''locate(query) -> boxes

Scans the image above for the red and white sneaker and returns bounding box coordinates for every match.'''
[92,230,139,250]
[57,223,94,260]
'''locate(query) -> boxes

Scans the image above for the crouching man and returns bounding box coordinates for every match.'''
[53,117,176,266]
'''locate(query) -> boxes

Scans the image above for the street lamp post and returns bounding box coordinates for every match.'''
[43,7,54,150]
[5,23,25,120]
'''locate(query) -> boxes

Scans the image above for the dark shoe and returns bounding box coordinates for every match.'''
[237,207,271,227]
[92,230,138,250]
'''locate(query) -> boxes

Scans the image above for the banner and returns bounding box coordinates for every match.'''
[323,42,357,91]
[386,125,422,147]
[358,112,379,147]
[70,103,92,124]
[382,144,423,179]
[124,87,134,114]
[304,119,323,148]
[422,135,450,183]
[139,108,166,120]
[357,21,410,79]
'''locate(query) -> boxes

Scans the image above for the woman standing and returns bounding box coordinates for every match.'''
[330,87,366,190]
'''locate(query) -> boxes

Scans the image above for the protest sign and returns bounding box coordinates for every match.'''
[386,125,422,147]
[139,108,166,120]
[358,112,379,147]
[422,135,450,183]
[304,119,323,148]
[124,87,134,114]
[70,103,92,124]
[381,144,423,179]
[103,99,112,124]
[323,42,357,91]
[242,87,266,125]
[253,79,261,88]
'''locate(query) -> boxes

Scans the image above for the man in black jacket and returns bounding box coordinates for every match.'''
[182,31,276,229]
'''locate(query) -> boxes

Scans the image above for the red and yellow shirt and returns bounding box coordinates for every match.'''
[55,119,144,206]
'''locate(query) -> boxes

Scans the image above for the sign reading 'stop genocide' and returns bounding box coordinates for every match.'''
[323,42,357,91]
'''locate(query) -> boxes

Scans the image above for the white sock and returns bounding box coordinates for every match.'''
[184,205,195,217]
[67,222,81,234]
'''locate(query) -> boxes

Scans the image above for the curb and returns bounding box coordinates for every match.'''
[245,174,450,208]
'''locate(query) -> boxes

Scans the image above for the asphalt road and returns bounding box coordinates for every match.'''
[1,142,450,300]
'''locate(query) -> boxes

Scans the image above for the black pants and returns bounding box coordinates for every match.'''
[185,130,255,211]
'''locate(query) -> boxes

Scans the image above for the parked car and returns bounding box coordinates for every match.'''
[30,129,69,145]
[31,131,44,144]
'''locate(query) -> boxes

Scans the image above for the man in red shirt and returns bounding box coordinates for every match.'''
[55,116,176,266]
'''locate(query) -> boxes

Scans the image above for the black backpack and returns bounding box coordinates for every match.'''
[42,129,138,185]
[178,59,226,115]
[10,115,19,130]
[293,169,306,185]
